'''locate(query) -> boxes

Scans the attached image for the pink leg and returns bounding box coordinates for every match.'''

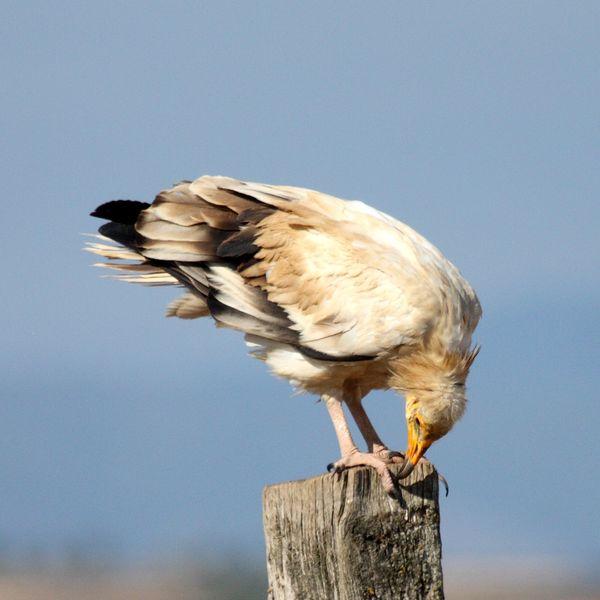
[323,394,397,496]
[343,387,405,464]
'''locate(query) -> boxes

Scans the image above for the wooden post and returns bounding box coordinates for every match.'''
[263,461,444,600]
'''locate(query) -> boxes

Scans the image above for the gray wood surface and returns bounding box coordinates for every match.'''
[263,461,444,600]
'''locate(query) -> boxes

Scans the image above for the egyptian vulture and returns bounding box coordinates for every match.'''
[88,176,481,496]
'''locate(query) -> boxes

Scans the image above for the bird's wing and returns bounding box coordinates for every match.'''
[229,184,441,358]
[92,176,476,359]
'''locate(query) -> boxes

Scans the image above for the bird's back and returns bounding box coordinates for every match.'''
[88,176,481,393]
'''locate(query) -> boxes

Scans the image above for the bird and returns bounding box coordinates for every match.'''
[87,175,481,497]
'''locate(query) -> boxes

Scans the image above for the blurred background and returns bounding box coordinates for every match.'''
[2,1,599,598]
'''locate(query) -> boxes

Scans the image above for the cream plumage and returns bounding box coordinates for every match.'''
[88,175,481,496]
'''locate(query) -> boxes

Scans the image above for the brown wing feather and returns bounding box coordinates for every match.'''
[90,179,294,340]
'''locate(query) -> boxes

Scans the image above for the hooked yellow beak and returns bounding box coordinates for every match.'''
[406,418,432,465]
[398,418,432,479]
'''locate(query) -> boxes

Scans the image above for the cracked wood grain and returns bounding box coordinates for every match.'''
[263,461,444,600]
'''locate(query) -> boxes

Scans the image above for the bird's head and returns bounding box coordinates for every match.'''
[390,346,479,478]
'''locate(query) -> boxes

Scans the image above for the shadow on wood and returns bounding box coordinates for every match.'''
[263,461,443,600]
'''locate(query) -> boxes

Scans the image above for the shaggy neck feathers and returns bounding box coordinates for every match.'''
[389,345,478,436]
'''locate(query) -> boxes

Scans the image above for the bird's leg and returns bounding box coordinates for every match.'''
[323,394,397,496]
[344,388,405,465]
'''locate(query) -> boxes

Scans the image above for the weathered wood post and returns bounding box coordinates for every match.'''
[263,461,443,600]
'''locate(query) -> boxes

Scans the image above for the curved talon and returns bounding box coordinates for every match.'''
[396,459,416,480]
[380,450,406,464]
[438,472,450,497]
[327,462,345,476]
[387,451,405,460]
[387,487,402,501]
[387,450,404,457]
[372,448,406,466]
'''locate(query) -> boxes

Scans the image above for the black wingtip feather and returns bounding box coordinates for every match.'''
[91,200,150,224]
[98,222,138,247]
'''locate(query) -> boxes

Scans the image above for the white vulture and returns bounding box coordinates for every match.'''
[87,175,481,497]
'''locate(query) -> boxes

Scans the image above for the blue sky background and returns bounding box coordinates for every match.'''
[2,1,599,569]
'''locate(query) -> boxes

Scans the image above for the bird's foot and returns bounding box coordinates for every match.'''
[372,445,406,465]
[327,450,398,498]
